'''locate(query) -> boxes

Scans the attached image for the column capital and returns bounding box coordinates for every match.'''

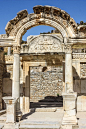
[64,44,72,54]
[13,46,21,54]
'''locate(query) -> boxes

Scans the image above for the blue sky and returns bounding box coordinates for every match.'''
[0,0,86,40]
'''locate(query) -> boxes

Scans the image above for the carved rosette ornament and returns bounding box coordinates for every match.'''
[64,44,72,54]
[13,46,21,54]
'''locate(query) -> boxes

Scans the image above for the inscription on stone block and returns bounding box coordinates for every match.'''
[28,35,62,53]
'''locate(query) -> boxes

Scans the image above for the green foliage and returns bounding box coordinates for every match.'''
[77,21,86,25]
[57,93,59,96]
[4,52,7,55]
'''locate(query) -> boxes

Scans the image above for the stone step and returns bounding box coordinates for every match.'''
[30,107,63,112]
[31,102,63,105]
[30,105,63,108]
[30,102,63,108]
[62,116,78,125]
[19,125,60,129]
[20,118,61,128]
[31,105,62,107]
[79,126,86,129]
[20,121,60,125]
[0,110,6,116]
[39,99,63,102]
[0,114,6,123]
[35,108,56,112]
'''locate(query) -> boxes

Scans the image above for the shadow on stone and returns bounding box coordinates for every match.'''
[30,96,63,108]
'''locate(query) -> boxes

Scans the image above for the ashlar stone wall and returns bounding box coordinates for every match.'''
[30,66,63,102]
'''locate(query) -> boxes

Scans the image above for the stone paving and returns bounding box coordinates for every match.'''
[1,110,86,128]
[19,108,63,129]
[77,112,86,129]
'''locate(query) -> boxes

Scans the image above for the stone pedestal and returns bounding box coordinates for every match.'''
[62,92,77,125]
[3,97,18,123]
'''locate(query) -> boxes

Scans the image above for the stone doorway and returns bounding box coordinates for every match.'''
[30,66,63,108]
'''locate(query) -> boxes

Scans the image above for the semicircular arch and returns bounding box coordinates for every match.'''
[5,5,77,45]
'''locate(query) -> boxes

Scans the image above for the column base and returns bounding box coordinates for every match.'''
[3,97,18,123]
[62,116,77,125]
[62,92,78,126]
[3,123,19,129]
[61,125,79,129]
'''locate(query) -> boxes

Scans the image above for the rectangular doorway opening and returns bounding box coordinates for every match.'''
[30,66,63,109]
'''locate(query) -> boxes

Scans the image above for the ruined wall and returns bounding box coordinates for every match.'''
[30,66,63,102]
[73,62,86,95]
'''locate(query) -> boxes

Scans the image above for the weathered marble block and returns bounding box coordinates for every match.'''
[77,95,86,111]
[64,109,76,117]
[3,97,18,123]
[62,92,77,125]
[62,92,77,111]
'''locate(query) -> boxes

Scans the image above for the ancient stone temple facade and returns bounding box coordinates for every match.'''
[0,5,86,129]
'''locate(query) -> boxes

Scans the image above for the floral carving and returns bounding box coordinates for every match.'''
[13,46,21,54]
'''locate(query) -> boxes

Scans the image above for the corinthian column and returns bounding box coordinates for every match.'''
[12,46,20,110]
[62,45,78,126]
[65,45,73,93]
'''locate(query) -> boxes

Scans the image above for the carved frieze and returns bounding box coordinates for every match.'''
[80,63,86,78]
[5,55,14,63]
[0,34,8,39]
[33,5,70,21]
[73,53,86,59]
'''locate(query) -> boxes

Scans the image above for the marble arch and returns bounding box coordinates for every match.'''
[5,5,77,45]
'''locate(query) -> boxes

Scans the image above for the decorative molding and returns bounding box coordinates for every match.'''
[64,44,72,53]
[72,53,86,59]
[80,63,86,78]
[0,34,8,39]
[13,46,21,54]
[5,55,14,63]
[5,5,77,39]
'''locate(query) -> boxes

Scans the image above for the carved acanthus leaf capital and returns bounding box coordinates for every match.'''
[13,46,21,54]
[64,44,72,53]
